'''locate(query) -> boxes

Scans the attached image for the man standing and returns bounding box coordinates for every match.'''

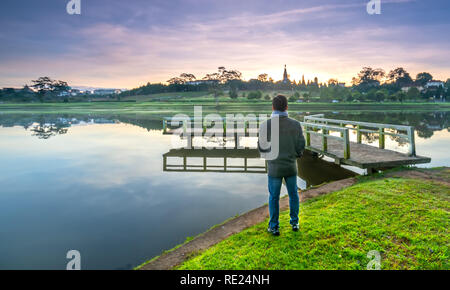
[258,95,305,236]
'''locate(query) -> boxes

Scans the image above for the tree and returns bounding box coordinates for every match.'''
[302,92,310,102]
[229,86,238,99]
[445,78,450,89]
[217,67,242,83]
[432,86,445,101]
[289,94,299,102]
[444,79,450,101]
[203,67,242,105]
[353,67,385,91]
[415,72,433,86]
[395,91,406,103]
[375,90,387,102]
[345,92,354,102]
[203,73,222,105]
[366,88,378,102]
[387,92,397,102]
[31,77,69,102]
[319,87,332,102]
[179,73,196,82]
[334,87,350,102]
[258,73,268,82]
[328,79,338,86]
[406,87,420,101]
[247,91,262,100]
[352,91,363,102]
[53,80,69,92]
[167,73,196,85]
[387,67,413,88]
[167,77,184,85]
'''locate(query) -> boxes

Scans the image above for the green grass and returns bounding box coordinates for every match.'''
[177,178,449,270]
[1,100,449,116]
[1,89,449,108]
[1,93,449,125]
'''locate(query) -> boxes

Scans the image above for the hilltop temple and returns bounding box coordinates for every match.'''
[282,65,290,83]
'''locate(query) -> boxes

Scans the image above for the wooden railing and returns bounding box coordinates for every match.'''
[304,114,416,156]
[163,116,263,135]
[300,122,351,159]
[163,114,417,160]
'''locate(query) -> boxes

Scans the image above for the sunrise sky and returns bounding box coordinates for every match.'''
[0,0,449,89]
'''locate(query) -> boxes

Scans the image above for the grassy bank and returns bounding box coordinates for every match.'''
[175,175,449,270]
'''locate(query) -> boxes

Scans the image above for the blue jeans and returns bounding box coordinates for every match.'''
[268,175,299,229]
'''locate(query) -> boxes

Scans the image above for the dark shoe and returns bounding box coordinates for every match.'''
[292,224,299,232]
[267,227,280,236]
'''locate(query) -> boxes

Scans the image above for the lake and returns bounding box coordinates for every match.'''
[0,110,448,269]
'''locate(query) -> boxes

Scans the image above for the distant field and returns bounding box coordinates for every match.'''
[1,91,449,116]
[121,90,298,103]
[123,91,210,102]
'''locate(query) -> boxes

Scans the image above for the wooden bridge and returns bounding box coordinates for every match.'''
[302,114,430,173]
[162,114,431,173]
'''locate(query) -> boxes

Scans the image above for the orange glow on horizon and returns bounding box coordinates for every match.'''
[69,66,449,90]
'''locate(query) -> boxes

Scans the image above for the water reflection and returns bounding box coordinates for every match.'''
[297,151,356,186]
[163,148,266,173]
[163,148,356,187]
[29,124,69,139]
[0,122,270,270]
[0,110,448,140]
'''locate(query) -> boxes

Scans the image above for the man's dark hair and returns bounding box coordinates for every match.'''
[272,95,288,111]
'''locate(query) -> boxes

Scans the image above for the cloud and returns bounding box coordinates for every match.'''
[0,0,448,88]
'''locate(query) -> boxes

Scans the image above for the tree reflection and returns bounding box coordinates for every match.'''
[29,123,69,139]
[0,110,448,141]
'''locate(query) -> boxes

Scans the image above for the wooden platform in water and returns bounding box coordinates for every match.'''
[308,134,430,169]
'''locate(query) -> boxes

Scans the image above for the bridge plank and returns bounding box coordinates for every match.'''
[309,134,430,169]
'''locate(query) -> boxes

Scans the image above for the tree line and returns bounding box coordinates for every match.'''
[121,66,449,103]
[1,67,449,103]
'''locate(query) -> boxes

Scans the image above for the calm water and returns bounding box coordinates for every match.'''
[0,111,448,269]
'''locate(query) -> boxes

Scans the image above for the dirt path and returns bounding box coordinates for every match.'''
[387,167,450,187]
[139,167,449,270]
[139,177,357,270]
